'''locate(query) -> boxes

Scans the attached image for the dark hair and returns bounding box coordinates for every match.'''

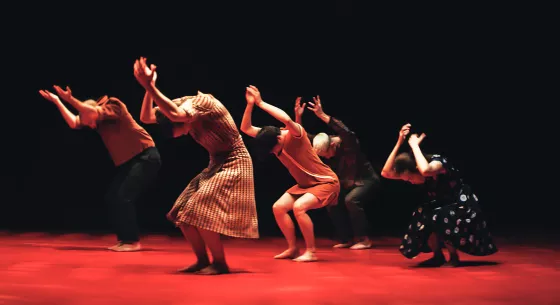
[394,152,433,174]
[253,126,281,161]
[155,109,183,139]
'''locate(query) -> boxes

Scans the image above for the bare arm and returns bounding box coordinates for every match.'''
[240,101,262,138]
[381,124,411,179]
[39,89,81,129]
[409,134,442,176]
[144,83,192,122]
[134,57,196,123]
[56,101,82,129]
[381,137,405,179]
[246,86,301,137]
[140,91,157,124]
[257,100,301,137]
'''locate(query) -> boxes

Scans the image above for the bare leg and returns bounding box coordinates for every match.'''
[196,228,230,275]
[272,193,298,259]
[292,193,324,262]
[178,224,210,272]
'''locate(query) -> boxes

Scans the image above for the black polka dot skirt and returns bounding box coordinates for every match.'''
[399,185,498,259]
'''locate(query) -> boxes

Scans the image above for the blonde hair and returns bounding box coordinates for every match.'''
[83,99,98,107]
[312,132,331,154]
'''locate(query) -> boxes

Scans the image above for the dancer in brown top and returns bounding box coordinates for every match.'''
[241,85,340,262]
[134,57,258,275]
[38,86,161,252]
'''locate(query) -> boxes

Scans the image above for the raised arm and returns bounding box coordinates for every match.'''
[307,95,356,143]
[240,88,262,138]
[39,90,81,129]
[381,124,411,179]
[294,97,315,142]
[408,133,441,176]
[140,91,157,124]
[134,57,200,123]
[53,85,101,120]
[247,85,301,137]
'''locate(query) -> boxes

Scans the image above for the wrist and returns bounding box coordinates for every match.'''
[318,112,330,122]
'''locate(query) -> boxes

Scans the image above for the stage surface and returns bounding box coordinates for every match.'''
[0,232,558,305]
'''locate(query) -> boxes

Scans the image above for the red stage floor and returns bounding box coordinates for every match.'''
[0,232,558,305]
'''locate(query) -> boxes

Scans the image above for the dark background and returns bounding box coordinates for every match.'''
[1,3,547,238]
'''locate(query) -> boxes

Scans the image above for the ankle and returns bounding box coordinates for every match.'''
[211,260,228,267]
[196,257,210,264]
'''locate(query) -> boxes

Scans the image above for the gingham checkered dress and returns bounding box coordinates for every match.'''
[166,94,259,239]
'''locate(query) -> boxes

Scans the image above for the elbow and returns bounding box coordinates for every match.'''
[381,171,391,178]
[140,116,154,124]
[418,168,430,176]
[240,125,250,134]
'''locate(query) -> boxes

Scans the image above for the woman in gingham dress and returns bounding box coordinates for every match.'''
[134,57,258,275]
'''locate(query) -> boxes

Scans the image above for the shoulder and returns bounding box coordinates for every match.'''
[287,123,306,140]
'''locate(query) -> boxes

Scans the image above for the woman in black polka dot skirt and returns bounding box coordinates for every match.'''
[381,123,497,267]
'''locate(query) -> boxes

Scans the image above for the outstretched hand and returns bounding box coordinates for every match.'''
[245,85,262,106]
[53,85,73,103]
[134,57,157,88]
[294,97,305,117]
[39,89,61,104]
[408,133,426,146]
[399,123,411,141]
[307,95,325,117]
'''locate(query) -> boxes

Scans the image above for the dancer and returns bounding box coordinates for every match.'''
[295,96,380,250]
[381,123,497,267]
[241,85,339,262]
[38,87,161,252]
[134,57,258,275]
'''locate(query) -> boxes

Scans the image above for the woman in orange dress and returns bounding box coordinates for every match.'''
[241,85,340,262]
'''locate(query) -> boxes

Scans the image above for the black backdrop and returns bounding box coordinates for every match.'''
[1,3,546,237]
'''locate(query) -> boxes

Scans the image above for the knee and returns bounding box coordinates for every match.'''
[344,197,360,210]
[292,203,308,217]
[272,202,288,215]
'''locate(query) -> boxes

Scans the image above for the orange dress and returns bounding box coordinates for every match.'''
[275,124,340,206]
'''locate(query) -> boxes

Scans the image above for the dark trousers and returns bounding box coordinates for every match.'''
[327,179,378,243]
[105,147,161,243]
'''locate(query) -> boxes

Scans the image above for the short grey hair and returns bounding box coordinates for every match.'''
[312,132,331,154]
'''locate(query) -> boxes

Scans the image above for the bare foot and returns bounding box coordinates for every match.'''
[177,261,210,273]
[333,242,353,248]
[293,251,318,262]
[196,263,230,275]
[274,248,298,259]
[350,239,372,250]
[111,242,142,252]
